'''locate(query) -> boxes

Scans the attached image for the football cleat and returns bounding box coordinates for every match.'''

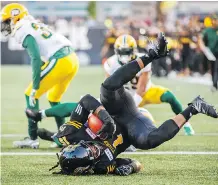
[25,108,42,122]
[156,32,168,57]
[13,137,39,149]
[37,128,54,142]
[148,32,168,59]
[188,96,218,118]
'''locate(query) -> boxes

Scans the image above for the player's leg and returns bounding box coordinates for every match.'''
[211,59,218,90]
[103,59,146,91]
[26,102,78,122]
[13,76,57,148]
[161,90,195,135]
[47,52,79,129]
[139,85,195,136]
[142,96,217,149]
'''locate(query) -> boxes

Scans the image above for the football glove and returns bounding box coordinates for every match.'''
[96,109,116,140]
[29,89,37,107]
[148,32,168,60]
[115,165,134,176]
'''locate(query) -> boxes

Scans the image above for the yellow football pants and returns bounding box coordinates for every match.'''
[25,52,79,102]
[139,84,168,107]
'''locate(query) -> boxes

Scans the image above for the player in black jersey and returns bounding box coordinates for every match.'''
[38,94,141,175]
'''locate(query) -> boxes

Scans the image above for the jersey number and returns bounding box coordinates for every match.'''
[31,23,52,39]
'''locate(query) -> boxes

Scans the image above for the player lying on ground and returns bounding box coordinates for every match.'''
[104,34,194,136]
[49,92,217,175]
[46,94,142,175]
[1,3,79,149]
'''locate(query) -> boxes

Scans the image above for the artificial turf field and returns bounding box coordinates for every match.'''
[1,65,218,185]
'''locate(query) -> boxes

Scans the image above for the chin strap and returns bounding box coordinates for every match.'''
[49,153,60,171]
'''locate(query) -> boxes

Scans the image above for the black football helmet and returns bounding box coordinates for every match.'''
[53,141,103,175]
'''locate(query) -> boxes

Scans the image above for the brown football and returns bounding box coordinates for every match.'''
[88,114,103,134]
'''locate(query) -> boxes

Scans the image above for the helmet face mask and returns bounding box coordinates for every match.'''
[1,19,12,38]
[114,34,137,64]
[116,47,134,64]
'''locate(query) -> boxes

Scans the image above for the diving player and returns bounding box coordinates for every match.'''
[45,94,141,175]
[1,3,79,148]
[104,34,195,136]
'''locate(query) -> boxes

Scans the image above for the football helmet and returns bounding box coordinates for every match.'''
[57,141,102,175]
[114,34,137,64]
[1,3,28,37]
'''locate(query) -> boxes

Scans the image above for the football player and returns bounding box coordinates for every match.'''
[1,3,79,148]
[43,94,141,175]
[104,34,195,136]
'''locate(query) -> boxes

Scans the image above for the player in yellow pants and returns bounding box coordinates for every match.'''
[1,3,79,148]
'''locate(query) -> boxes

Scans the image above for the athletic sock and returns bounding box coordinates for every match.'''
[45,102,78,118]
[180,106,197,121]
[160,91,183,114]
[49,101,65,129]
[25,95,39,140]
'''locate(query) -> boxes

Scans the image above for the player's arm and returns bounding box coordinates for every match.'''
[133,65,151,106]
[103,60,112,78]
[71,94,116,139]
[114,158,142,176]
[137,72,150,95]
[23,35,41,91]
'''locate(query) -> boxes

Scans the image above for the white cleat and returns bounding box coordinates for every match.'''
[13,137,39,149]
[183,122,195,136]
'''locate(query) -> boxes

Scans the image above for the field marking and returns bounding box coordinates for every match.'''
[1,151,218,156]
[2,132,218,138]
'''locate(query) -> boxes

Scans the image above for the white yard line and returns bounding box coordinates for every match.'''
[1,151,218,156]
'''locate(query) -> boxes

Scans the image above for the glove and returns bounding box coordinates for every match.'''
[115,165,133,176]
[29,89,37,107]
[96,110,116,140]
[148,32,168,60]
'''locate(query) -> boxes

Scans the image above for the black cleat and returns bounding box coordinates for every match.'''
[188,96,218,118]
[25,108,42,122]
[156,32,168,57]
[37,128,55,141]
[148,32,168,59]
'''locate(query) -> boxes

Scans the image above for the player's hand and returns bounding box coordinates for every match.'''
[148,32,168,59]
[115,165,133,176]
[29,89,37,107]
[96,110,116,140]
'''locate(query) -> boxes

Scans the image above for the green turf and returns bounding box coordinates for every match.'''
[1,66,218,185]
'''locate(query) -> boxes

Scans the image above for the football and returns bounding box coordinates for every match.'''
[87,114,103,134]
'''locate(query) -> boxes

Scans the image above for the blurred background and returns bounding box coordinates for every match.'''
[1,1,218,83]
